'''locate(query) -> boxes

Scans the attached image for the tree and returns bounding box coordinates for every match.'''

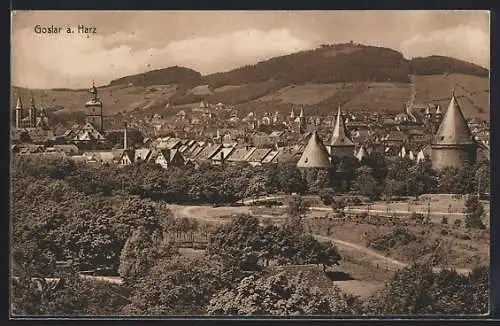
[123,255,241,315]
[207,272,362,315]
[119,227,178,285]
[366,263,489,315]
[11,273,131,316]
[244,175,268,201]
[352,166,381,200]
[286,195,310,233]
[383,178,407,198]
[463,195,486,229]
[319,188,335,206]
[302,168,330,193]
[277,163,307,194]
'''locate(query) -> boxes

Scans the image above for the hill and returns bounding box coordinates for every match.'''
[109,66,202,88]
[10,43,490,122]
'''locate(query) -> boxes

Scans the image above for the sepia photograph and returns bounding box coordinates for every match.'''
[10,10,490,318]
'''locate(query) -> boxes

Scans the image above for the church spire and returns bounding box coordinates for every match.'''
[16,97,23,109]
[330,106,354,147]
[29,92,36,108]
[89,79,98,101]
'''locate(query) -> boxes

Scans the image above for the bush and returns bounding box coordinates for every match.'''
[441,216,448,225]
[368,228,417,251]
[454,219,462,228]
[440,229,449,236]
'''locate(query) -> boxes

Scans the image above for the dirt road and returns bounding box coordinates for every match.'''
[171,204,472,275]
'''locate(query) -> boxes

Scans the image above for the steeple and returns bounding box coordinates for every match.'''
[299,107,304,118]
[16,97,23,109]
[123,122,128,150]
[290,108,295,119]
[85,80,104,133]
[90,80,98,100]
[28,93,37,128]
[297,130,331,168]
[330,107,354,147]
[15,97,23,129]
[433,91,475,145]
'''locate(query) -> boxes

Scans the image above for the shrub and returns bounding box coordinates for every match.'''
[358,212,368,219]
[454,219,462,228]
[441,216,448,224]
[440,229,449,236]
[368,228,417,251]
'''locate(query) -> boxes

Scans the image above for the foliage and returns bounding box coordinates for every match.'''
[352,166,381,200]
[367,228,417,251]
[122,255,241,315]
[463,195,486,229]
[204,44,411,88]
[208,215,341,271]
[11,274,131,316]
[409,55,488,77]
[366,264,489,315]
[118,227,178,285]
[319,188,335,206]
[207,271,363,315]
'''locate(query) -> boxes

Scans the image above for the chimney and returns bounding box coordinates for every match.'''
[123,122,128,150]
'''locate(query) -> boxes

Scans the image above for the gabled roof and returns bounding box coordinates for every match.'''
[261,150,279,164]
[196,144,222,161]
[247,148,272,163]
[226,147,256,162]
[134,148,152,161]
[433,93,475,146]
[210,147,235,161]
[330,107,354,147]
[297,131,331,168]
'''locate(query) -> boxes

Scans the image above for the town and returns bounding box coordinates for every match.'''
[11,10,491,319]
[10,81,490,170]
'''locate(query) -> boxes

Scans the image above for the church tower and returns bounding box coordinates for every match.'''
[431,91,477,170]
[85,80,104,133]
[15,97,23,129]
[28,94,37,128]
[297,107,306,134]
[328,107,355,158]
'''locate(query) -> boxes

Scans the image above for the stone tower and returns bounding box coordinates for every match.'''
[431,91,477,170]
[297,130,331,168]
[85,80,104,133]
[328,107,355,158]
[15,97,23,129]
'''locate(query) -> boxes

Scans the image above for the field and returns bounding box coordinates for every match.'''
[165,193,489,298]
[11,72,489,121]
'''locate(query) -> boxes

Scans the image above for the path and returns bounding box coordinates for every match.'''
[12,274,123,286]
[171,204,472,275]
[241,195,468,217]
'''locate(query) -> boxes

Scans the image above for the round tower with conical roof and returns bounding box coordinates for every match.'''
[431,91,477,170]
[297,130,331,168]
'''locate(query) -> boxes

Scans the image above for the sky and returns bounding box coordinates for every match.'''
[11,10,490,89]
